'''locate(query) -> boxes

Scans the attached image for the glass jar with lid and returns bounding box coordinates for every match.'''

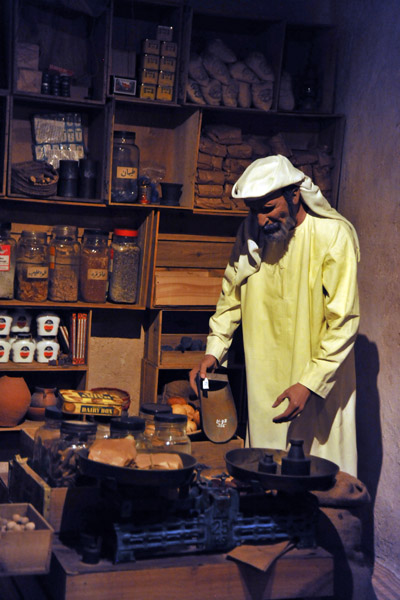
[47,420,97,487]
[111,131,139,203]
[152,413,191,455]
[139,403,172,442]
[108,229,141,304]
[0,222,17,299]
[16,230,49,301]
[110,416,148,450]
[79,229,109,303]
[32,406,64,479]
[49,225,80,301]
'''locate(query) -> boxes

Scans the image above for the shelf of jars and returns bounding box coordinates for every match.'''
[1,363,88,372]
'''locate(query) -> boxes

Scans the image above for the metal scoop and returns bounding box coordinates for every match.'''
[196,372,238,443]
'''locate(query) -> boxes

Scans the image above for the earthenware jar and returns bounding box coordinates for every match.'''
[0,375,31,427]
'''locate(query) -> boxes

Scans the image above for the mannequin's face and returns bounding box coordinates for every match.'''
[245,188,301,242]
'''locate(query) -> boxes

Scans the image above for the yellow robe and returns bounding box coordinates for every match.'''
[206,213,360,476]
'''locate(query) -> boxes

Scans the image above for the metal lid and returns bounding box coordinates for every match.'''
[44,406,64,420]
[61,421,97,435]
[139,403,172,416]
[154,413,187,424]
[113,229,138,237]
[110,416,145,433]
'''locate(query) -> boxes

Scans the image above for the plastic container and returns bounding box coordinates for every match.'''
[0,311,12,336]
[0,223,17,299]
[152,412,191,454]
[111,131,139,203]
[10,309,32,333]
[32,406,64,479]
[35,336,60,363]
[110,416,148,450]
[11,332,35,363]
[0,335,11,363]
[79,229,109,303]
[139,403,172,441]
[36,312,60,336]
[108,229,141,304]
[47,420,97,487]
[16,231,49,302]
[49,225,80,302]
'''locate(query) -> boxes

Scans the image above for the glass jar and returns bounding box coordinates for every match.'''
[152,413,191,454]
[49,225,80,301]
[79,229,109,303]
[111,131,139,203]
[35,336,60,363]
[16,230,49,302]
[0,335,11,363]
[139,403,172,442]
[47,420,97,487]
[11,332,35,363]
[110,416,148,450]
[108,229,141,304]
[0,223,17,299]
[32,406,64,479]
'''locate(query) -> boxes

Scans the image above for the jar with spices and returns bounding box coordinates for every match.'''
[11,332,35,363]
[47,420,97,487]
[79,229,109,303]
[139,402,172,442]
[16,230,49,302]
[152,413,191,455]
[49,225,80,302]
[0,223,17,299]
[108,229,141,304]
[111,131,139,203]
[110,416,148,450]
[32,406,64,479]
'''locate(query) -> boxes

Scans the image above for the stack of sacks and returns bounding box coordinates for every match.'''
[195,127,335,210]
[186,38,275,110]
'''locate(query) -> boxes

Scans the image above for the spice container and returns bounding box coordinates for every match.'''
[152,413,191,454]
[0,223,17,299]
[10,309,32,333]
[49,225,80,302]
[36,312,60,336]
[139,403,172,441]
[79,229,109,303]
[108,229,141,304]
[110,416,148,450]
[47,420,97,487]
[111,131,139,203]
[32,406,64,479]
[11,332,35,363]
[0,311,12,336]
[16,230,49,302]
[0,336,11,363]
[35,336,60,363]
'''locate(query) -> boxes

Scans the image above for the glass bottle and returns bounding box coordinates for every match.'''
[79,229,109,303]
[111,131,139,203]
[16,231,49,302]
[49,225,81,302]
[108,229,141,304]
[139,403,172,442]
[0,223,17,299]
[110,416,148,450]
[152,413,191,454]
[32,406,64,478]
[47,420,97,487]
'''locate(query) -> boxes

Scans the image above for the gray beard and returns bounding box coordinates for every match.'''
[261,215,297,243]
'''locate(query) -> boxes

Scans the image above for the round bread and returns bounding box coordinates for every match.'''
[171,404,188,415]
[186,419,198,433]
[167,396,188,406]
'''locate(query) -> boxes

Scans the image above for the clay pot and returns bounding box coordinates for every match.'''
[28,387,58,420]
[0,376,31,427]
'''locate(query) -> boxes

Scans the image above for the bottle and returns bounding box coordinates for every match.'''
[152,413,191,454]
[11,332,35,363]
[49,225,80,302]
[16,230,49,302]
[110,416,148,450]
[111,131,139,203]
[47,420,97,487]
[79,229,109,303]
[108,229,141,304]
[139,403,172,442]
[0,223,17,299]
[32,406,64,478]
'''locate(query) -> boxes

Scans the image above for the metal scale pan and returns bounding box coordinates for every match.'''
[225,448,339,493]
[78,449,197,488]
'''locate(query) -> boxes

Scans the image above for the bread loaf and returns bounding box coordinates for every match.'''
[88,438,137,467]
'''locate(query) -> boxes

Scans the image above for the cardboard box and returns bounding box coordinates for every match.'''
[140,68,159,85]
[16,43,40,70]
[16,68,42,93]
[160,41,177,58]
[0,502,53,576]
[158,70,175,86]
[157,25,174,41]
[139,83,156,100]
[141,53,160,70]
[142,39,160,55]
[160,56,176,73]
[156,84,173,102]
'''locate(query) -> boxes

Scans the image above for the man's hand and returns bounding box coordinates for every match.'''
[189,354,218,394]
[272,383,311,423]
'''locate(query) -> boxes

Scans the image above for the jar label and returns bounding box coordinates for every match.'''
[0,244,11,271]
[0,318,5,330]
[87,268,108,281]
[19,346,31,358]
[116,166,138,180]
[44,346,54,358]
[26,266,49,279]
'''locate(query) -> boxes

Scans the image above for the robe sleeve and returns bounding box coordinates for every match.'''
[205,261,242,366]
[298,223,360,398]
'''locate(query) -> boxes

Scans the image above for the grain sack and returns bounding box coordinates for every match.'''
[205,38,237,63]
[202,52,231,85]
[238,81,251,108]
[204,125,242,145]
[245,52,274,81]
[189,52,210,85]
[251,81,274,111]
[229,61,260,84]
[226,143,253,159]
[312,164,332,191]
[201,78,222,105]
[199,136,227,157]
[197,169,226,185]
[243,135,271,157]
[195,197,231,210]
[222,80,239,107]
[196,184,224,198]
[268,133,292,156]
[197,152,223,170]
[223,157,252,174]
[186,79,206,104]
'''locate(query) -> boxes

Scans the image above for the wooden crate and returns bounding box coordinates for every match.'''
[0,502,53,576]
[154,268,224,307]
[8,456,99,534]
[191,438,243,471]
[160,332,208,367]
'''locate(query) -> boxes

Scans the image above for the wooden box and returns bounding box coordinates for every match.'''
[8,455,99,534]
[191,438,244,472]
[0,502,53,576]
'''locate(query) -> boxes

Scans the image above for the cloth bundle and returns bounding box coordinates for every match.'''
[11,161,59,197]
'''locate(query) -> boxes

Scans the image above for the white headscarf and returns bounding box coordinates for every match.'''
[229,155,360,286]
